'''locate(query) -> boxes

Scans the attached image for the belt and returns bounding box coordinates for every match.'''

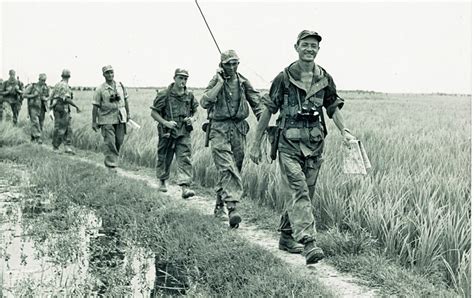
[212,118,243,123]
[285,118,320,128]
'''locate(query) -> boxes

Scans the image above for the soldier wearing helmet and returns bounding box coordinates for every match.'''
[23,73,50,143]
[0,70,24,124]
[49,69,81,153]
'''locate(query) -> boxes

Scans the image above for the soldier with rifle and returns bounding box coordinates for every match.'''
[151,68,198,198]
[0,70,24,124]
[49,69,80,154]
[23,73,50,144]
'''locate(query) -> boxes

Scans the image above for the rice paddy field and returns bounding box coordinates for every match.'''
[7,87,472,295]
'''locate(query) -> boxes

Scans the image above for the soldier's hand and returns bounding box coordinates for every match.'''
[215,69,225,84]
[92,122,100,132]
[184,116,194,126]
[249,142,262,165]
[76,107,81,113]
[48,111,55,121]
[342,129,357,146]
[164,120,178,129]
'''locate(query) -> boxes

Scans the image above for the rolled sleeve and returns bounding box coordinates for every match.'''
[323,73,344,118]
[24,85,33,97]
[92,88,102,106]
[200,77,218,109]
[266,72,285,114]
[150,91,167,113]
[243,79,262,118]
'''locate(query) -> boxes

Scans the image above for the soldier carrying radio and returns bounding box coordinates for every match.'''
[151,68,199,199]
[249,30,357,265]
[200,50,262,228]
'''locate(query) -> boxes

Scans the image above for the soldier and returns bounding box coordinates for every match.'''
[200,50,262,228]
[92,65,130,169]
[150,68,198,199]
[23,73,50,144]
[49,69,80,153]
[249,30,357,264]
[0,70,23,124]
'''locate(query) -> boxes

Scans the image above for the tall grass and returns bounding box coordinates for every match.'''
[9,89,471,294]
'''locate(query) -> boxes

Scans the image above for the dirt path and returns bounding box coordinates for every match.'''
[56,150,378,298]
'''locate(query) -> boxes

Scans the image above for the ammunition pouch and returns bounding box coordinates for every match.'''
[284,117,320,129]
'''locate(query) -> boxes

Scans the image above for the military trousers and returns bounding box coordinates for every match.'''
[100,123,126,168]
[278,150,324,243]
[0,99,21,124]
[28,105,46,140]
[156,134,192,186]
[52,109,72,149]
[209,121,246,204]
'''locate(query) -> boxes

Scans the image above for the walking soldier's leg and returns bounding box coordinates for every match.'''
[52,110,67,149]
[101,124,120,167]
[11,102,20,125]
[29,106,42,141]
[156,136,175,182]
[278,151,316,243]
[175,135,193,186]
[114,123,126,153]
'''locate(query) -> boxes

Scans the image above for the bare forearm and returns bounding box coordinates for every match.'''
[201,81,223,108]
[125,100,130,117]
[151,110,168,125]
[92,106,98,124]
[253,108,272,144]
[331,108,348,134]
[65,99,79,109]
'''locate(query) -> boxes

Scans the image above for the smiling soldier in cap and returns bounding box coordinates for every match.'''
[249,30,357,265]
[23,73,50,143]
[92,65,131,169]
[151,68,199,198]
[200,50,263,228]
[49,69,80,154]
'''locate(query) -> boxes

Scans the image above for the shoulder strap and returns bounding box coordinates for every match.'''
[279,69,291,129]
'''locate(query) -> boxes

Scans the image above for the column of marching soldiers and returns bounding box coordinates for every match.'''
[0,30,358,266]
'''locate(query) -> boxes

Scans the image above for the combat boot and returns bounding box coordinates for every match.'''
[279,232,304,254]
[227,203,241,229]
[213,204,227,221]
[302,237,325,265]
[158,180,168,192]
[181,186,195,199]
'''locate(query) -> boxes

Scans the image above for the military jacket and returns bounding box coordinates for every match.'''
[2,78,23,103]
[265,62,344,157]
[200,73,262,121]
[151,84,199,138]
[93,81,128,125]
[25,83,50,108]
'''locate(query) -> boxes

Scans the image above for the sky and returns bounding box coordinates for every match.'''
[1,0,471,94]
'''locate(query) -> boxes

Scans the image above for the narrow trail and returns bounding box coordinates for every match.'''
[57,149,378,298]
